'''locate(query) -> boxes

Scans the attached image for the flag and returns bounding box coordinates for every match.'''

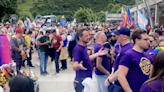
[137,10,148,29]
[60,15,66,26]
[120,7,124,27]
[21,70,27,76]
[0,34,12,66]
[26,17,33,28]
[102,27,104,32]
[61,15,65,20]
[123,8,128,27]
[127,7,135,27]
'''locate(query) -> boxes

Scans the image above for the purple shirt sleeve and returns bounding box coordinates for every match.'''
[73,48,82,63]
[119,54,131,68]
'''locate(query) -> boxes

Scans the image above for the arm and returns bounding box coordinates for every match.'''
[118,65,133,92]
[96,56,110,76]
[149,65,153,78]
[37,41,50,46]
[73,61,81,71]
[89,48,108,61]
[104,70,119,89]
[89,53,99,61]
[87,39,93,46]
[57,41,63,51]
[10,38,21,53]
[73,61,87,71]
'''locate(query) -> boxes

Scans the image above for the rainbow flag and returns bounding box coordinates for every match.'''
[102,27,104,32]
[127,7,135,27]
[61,15,65,19]
[0,34,12,66]
[123,8,128,27]
[21,70,27,76]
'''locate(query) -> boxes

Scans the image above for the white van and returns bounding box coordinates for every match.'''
[35,15,57,24]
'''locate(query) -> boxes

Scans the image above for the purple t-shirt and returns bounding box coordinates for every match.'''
[140,79,163,92]
[119,49,153,92]
[113,43,133,72]
[73,44,92,78]
[145,46,155,56]
[114,44,120,57]
[93,43,111,75]
[113,43,133,86]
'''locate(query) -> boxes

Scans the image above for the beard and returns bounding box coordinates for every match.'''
[83,39,89,44]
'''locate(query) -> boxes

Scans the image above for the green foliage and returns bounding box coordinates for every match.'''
[117,8,122,13]
[97,11,105,23]
[74,8,95,23]
[5,0,136,23]
[110,4,121,13]
[18,12,34,21]
[0,0,18,22]
[107,3,114,13]
[57,15,62,22]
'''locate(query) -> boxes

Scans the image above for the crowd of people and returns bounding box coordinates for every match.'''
[0,15,164,92]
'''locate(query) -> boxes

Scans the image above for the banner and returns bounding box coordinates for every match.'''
[0,34,12,66]
[60,15,67,26]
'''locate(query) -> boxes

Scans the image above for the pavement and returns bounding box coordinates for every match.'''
[22,51,98,92]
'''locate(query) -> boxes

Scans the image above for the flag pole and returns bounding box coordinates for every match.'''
[135,0,139,10]
[143,0,154,28]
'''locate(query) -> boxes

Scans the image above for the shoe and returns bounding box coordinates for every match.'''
[55,73,59,77]
[59,68,64,71]
[29,65,35,68]
[44,71,49,75]
[40,72,46,76]
[61,68,67,71]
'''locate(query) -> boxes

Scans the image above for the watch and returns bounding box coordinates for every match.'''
[108,78,111,83]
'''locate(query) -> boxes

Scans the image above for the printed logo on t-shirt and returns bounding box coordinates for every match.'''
[52,39,57,44]
[117,53,120,56]
[139,57,151,75]
[18,40,23,45]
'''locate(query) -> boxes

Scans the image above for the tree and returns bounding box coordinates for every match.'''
[117,8,122,13]
[97,11,105,23]
[57,15,62,22]
[74,8,95,23]
[107,3,114,13]
[110,4,121,13]
[0,0,18,22]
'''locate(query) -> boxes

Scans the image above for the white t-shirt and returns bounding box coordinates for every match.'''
[67,35,72,41]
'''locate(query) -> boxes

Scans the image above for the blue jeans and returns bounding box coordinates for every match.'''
[36,45,40,59]
[94,72,108,92]
[74,78,84,92]
[40,51,48,73]
[15,60,24,71]
[54,50,60,73]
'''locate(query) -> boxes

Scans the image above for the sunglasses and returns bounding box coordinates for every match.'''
[150,40,155,43]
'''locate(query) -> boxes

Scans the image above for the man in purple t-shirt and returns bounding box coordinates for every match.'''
[104,27,133,90]
[94,31,111,92]
[118,28,152,92]
[73,28,108,92]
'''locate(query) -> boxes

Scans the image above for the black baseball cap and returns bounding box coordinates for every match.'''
[114,27,130,36]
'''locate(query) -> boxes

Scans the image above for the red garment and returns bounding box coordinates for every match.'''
[52,35,62,50]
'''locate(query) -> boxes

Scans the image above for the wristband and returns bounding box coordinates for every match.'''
[108,78,111,83]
